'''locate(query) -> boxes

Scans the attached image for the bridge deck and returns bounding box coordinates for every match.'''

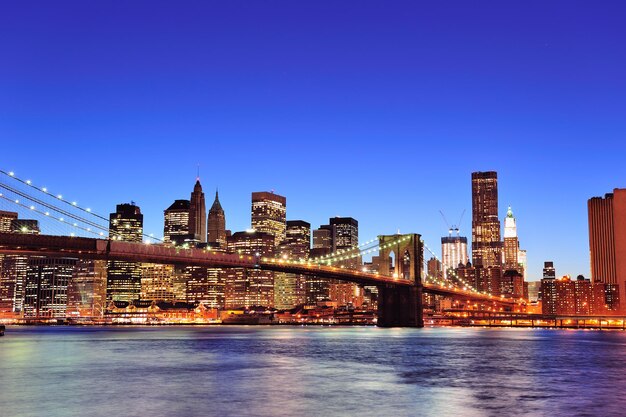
[0,233,517,305]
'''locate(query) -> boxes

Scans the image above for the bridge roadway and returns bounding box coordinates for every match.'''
[0,232,515,306]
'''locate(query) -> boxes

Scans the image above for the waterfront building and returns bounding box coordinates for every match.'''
[107,203,143,303]
[541,261,557,315]
[501,269,524,299]
[251,191,286,247]
[0,219,40,313]
[274,221,310,310]
[225,231,275,308]
[527,281,541,302]
[23,257,77,319]
[163,199,192,245]
[189,179,207,243]
[441,234,468,280]
[207,190,227,248]
[66,259,107,318]
[141,263,176,301]
[588,189,626,310]
[518,249,528,281]
[471,171,502,268]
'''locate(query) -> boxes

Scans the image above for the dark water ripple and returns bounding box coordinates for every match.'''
[1,326,625,417]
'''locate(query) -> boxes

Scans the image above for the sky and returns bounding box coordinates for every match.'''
[1,1,625,280]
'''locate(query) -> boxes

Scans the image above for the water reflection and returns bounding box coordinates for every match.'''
[1,326,625,416]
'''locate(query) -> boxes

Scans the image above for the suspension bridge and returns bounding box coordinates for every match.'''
[0,169,522,327]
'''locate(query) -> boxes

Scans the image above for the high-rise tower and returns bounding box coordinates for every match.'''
[588,189,626,307]
[471,171,502,268]
[503,206,519,271]
[107,203,143,302]
[189,179,207,243]
[251,191,286,247]
[163,199,191,245]
[208,190,227,248]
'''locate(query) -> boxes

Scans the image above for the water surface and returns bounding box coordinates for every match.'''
[1,326,624,416]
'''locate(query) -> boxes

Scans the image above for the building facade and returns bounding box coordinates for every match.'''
[207,190,227,248]
[251,191,287,247]
[189,179,207,243]
[24,257,77,319]
[163,199,192,245]
[441,235,468,280]
[107,203,143,303]
[588,189,626,310]
[274,220,310,310]
[471,171,502,268]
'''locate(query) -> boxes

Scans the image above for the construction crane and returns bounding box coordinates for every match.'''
[439,209,466,237]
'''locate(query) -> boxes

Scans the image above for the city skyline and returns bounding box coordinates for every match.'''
[2,2,626,280]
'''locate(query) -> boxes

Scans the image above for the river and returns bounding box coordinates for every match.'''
[0,326,624,416]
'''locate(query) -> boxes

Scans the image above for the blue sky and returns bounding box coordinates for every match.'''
[1,1,625,280]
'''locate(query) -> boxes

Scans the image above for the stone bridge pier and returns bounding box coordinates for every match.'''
[376,233,424,327]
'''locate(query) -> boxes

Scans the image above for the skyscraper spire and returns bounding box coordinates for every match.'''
[208,188,226,247]
[189,178,207,243]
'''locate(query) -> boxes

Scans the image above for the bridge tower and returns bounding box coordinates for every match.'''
[377,233,424,327]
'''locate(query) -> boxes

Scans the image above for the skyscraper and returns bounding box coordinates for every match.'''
[23,257,77,319]
[541,261,557,315]
[471,171,502,268]
[274,220,310,310]
[66,259,107,318]
[189,179,207,244]
[225,231,275,308]
[441,235,468,280]
[251,191,286,247]
[0,219,40,313]
[503,206,519,271]
[588,189,626,306]
[0,211,18,313]
[107,203,143,303]
[207,190,227,248]
[163,199,192,245]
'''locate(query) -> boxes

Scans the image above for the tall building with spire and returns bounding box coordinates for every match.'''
[189,179,207,244]
[503,206,519,271]
[208,190,227,248]
[471,171,502,268]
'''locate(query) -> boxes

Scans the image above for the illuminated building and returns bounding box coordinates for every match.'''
[427,257,443,281]
[312,227,332,249]
[189,179,207,243]
[441,235,468,280]
[274,220,310,310]
[107,203,143,303]
[475,266,502,296]
[251,191,286,247]
[588,189,626,310]
[225,231,275,308]
[0,219,40,313]
[67,260,107,318]
[23,257,77,319]
[574,275,592,315]
[541,262,557,315]
[321,217,360,307]
[163,199,192,245]
[0,211,18,313]
[503,206,519,271]
[471,171,502,268]
[555,276,576,315]
[141,263,176,301]
[207,190,227,248]
[501,269,524,298]
[518,249,528,281]
[527,281,541,302]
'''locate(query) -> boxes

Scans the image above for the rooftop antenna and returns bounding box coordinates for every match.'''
[196,164,200,181]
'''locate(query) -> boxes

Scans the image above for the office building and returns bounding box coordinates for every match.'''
[141,263,176,301]
[189,179,207,243]
[107,203,143,303]
[67,259,107,318]
[588,189,626,309]
[441,235,468,280]
[23,257,77,319]
[274,220,310,310]
[251,191,287,247]
[207,190,227,248]
[471,171,502,268]
[163,199,192,245]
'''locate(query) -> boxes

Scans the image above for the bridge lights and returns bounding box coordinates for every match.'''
[8,171,14,176]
